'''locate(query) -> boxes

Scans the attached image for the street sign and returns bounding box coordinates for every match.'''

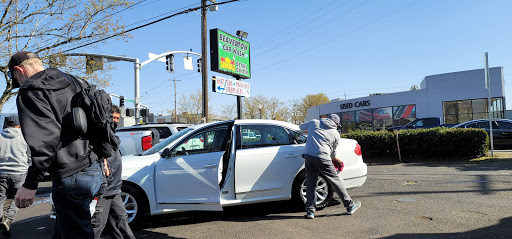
[210,29,251,79]
[212,76,250,97]
[125,99,135,103]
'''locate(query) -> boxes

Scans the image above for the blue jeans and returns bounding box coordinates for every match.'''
[0,173,26,221]
[52,162,103,239]
[303,155,354,213]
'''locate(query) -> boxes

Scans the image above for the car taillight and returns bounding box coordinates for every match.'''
[142,135,152,151]
[354,143,362,156]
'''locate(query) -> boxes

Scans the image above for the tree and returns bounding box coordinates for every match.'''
[294,93,330,124]
[177,90,213,124]
[0,0,135,112]
[242,95,288,121]
[221,103,237,120]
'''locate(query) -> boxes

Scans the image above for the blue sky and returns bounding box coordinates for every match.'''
[3,0,512,115]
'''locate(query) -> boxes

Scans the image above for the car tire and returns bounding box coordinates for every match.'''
[121,184,148,229]
[292,171,333,210]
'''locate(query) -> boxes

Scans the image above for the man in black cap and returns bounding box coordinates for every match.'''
[299,114,361,219]
[9,51,103,238]
[0,115,30,236]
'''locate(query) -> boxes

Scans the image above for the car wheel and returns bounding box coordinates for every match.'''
[121,184,148,228]
[292,171,333,210]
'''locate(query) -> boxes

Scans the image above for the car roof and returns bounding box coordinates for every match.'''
[188,119,300,131]
[453,118,512,127]
[118,123,192,130]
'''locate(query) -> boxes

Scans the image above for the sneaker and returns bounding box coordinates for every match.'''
[0,218,12,236]
[347,201,361,215]
[305,211,315,219]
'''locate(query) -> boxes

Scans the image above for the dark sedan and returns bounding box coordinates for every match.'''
[452,119,512,149]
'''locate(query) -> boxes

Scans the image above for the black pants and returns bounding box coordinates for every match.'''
[91,193,135,239]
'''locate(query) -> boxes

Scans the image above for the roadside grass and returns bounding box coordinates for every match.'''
[469,151,512,162]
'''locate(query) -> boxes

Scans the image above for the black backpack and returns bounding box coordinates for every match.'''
[70,76,119,159]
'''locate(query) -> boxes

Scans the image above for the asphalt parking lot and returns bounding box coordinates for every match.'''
[9,157,512,239]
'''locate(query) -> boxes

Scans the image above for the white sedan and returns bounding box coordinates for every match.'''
[120,119,367,227]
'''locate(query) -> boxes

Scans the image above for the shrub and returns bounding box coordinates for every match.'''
[341,127,488,160]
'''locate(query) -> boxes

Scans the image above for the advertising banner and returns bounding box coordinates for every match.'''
[212,76,250,97]
[210,28,251,79]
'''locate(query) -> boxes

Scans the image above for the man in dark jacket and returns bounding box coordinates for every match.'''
[10,51,103,238]
[91,105,135,239]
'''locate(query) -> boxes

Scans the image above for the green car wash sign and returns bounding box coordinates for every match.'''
[210,28,251,79]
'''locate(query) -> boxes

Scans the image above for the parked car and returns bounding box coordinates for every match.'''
[452,118,512,149]
[120,119,367,227]
[116,123,192,141]
[116,123,192,155]
[389,117,445,131]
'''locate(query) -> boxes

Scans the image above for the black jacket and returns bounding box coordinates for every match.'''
[104,150,122,197]
[17,68,98,190]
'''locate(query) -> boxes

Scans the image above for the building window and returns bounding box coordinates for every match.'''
[443,97,504,124]
[392,104,416,127]
[373,107,392,131]
[356,109,373,131]
[341,111,355,133]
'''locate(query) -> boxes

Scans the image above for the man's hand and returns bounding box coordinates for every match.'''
[15,186,37,208]
[332,157,344,168]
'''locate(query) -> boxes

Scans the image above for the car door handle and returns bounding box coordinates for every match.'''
[203,164,217,169]
[285,154,299,158]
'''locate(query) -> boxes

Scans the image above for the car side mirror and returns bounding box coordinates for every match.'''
[161,148,171,158]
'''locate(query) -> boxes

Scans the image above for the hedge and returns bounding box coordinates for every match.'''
[341,127,489,160]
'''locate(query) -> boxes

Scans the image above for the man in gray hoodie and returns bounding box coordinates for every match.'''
[0,115,30,236]
[299,114,361,219]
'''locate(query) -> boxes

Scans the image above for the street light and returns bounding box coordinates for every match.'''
[236,30,248,39]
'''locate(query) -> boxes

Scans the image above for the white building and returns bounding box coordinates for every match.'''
[306,67,505,132]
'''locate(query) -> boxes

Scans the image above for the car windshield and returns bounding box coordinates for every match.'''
[142,127,193,155]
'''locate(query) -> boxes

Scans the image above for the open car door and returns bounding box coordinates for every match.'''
[154,123,233,211]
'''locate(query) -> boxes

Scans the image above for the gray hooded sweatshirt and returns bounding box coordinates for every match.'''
[299,118,339,160]
[0,127,30,174]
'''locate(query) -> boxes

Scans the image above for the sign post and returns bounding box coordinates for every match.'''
[210,28,251,119]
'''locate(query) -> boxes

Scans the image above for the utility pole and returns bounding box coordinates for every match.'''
[201,0,209,123]
[170,78,181,122]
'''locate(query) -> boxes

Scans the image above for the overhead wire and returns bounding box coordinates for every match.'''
[252,0,369,58]
[59,0,240,53]
[253,0,423,73]
[252,0,345,50]
[27,0,154,53]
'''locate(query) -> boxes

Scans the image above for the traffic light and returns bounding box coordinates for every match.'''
[140,108,149,117]
[197,58,202,73]
[166,54,175,73]
[119,96,125,107]
[125,108,135,117]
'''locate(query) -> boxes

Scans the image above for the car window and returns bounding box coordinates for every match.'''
[466,123,478,128]
[152,127,172,139]
[177,127,189,131]
[172,124,229,157]
[142,128,193,155]
[241,125,291,149]
[476,121,498,129]
[291,130,306,144]
[496,121,512,129]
